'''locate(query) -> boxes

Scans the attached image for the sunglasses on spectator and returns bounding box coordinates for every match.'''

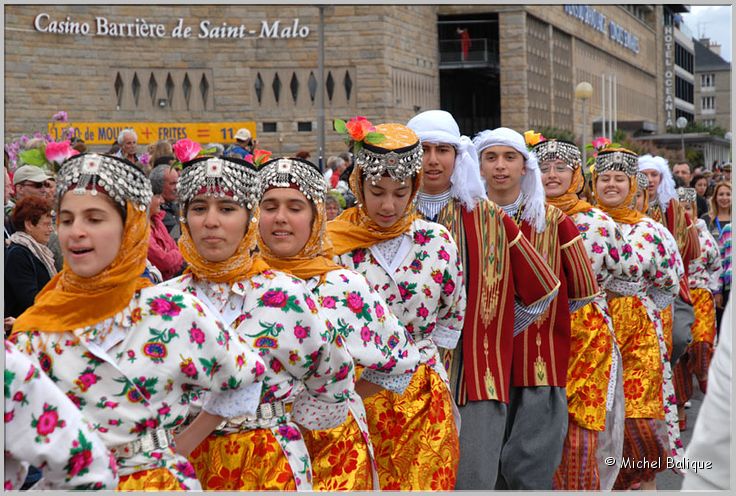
[19,181,53,189]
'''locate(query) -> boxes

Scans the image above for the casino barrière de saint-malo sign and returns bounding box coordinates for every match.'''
[33,13,311,39]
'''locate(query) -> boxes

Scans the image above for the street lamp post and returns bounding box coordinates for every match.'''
[676,116,688,161]
[575,82,594,166]
[317,6,325,171]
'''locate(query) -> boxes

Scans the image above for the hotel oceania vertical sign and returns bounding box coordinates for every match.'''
[663,24,675,128]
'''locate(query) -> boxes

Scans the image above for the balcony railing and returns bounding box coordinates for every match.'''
[439,38,499,69]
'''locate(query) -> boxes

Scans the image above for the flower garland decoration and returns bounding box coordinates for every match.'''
[333,116,385,153]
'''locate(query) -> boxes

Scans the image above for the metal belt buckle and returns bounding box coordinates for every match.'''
[152,428,170,450]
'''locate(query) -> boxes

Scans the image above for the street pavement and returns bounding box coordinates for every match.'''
[656,377,705,490]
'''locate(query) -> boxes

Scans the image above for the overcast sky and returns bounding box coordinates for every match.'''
[682,5,732,62]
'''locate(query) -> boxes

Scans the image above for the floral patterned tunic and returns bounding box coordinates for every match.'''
[609,217,685,459]
[167,270,355,490]
[305,269,420,391]
[335,219,465,384]
[567,207,629,431]
[4,340,118,490]
[10,286,266,490]
[689,218,723,292]
[303,269,421,488]
[335,218,466,489]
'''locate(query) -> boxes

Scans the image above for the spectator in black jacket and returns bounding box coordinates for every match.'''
[4,197,56,333]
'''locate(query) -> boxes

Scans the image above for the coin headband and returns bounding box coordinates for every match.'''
[56,153,152,211]
[594,149,639,177]
[355,141,423,185]
[677,187,697,203]
[258,157,327,204]
[636,171,650,191]
[532,139,582,170]
[178,156,259,210]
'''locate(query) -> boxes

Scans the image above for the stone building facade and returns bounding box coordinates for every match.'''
[5,4,700,162]
[694,38,731,132]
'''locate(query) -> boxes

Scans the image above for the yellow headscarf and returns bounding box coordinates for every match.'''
[546,166,595,217]
[178,207,269,284]
[592,172,645,225]
[13,203,153,333]
[254,189,341,281]
[327,123,422,255]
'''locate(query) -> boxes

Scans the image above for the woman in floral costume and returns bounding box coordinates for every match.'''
[672,187,722,430]
[535,138,629,490]
[591,148,685,490]
[10,153,266,490]
[327,121,466,490]
[4,340,118,490]
[166,154,354,491]
[254,156,421,490]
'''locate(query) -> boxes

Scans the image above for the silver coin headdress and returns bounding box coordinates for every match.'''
[594,148,639,177]
[178,156,259,210]
[531,139,582,170]
[56,153,152,211]
[258,157,327,204]
[677,187,697,203]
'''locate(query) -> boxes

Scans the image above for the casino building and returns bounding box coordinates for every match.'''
[4,4,698,161]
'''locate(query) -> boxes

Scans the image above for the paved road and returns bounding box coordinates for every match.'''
[656,377,705,490]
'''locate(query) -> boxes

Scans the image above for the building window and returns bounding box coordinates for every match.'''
[262,122,277,133]
[676,109,694,122]
[675,76,694,103]
[702,119,716,127]
[297,121,313,132]
[701,73,715,88]
[702,96,715,110]
[674,43,694,73]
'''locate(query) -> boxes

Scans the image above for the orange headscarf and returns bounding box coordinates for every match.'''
[13,203,153,333]
[178,207,269,284]
[254,190,341,281]
[546,166,595,217]
[327,123,422,255]
[592,171,645,225]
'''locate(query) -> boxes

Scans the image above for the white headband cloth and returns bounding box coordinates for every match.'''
[407,110,487,211]
[472,127,547,233]
[637,154,678,213]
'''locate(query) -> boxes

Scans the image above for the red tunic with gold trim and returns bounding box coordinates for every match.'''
[512,205,600,387]
[436,199,561,404]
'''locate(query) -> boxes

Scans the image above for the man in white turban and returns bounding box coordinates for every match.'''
[473,127,600,490]
[407,111,561,489]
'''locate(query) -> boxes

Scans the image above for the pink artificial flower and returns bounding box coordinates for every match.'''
[51,111,68,123]
[139,153,151,167]
[591,137,611,150]
[172,138,202,163]
[45,141,79,165]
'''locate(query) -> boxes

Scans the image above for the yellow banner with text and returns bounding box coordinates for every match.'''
[48,121,256,146]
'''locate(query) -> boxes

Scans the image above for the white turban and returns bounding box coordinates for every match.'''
[473,127,547,233]
[407,110,487,211]
[638,154,677,213]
